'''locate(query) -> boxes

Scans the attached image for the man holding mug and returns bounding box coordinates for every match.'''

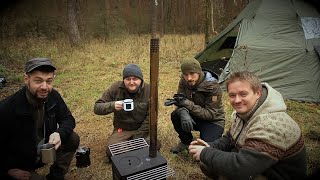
[0,58,80,180]
[94,64,150,161]
[188,71,306,179]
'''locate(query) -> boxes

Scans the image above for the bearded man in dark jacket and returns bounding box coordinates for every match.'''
[0,58,80,180]
[170,58,225,153]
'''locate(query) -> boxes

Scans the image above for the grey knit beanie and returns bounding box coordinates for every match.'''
[122,64,143,80]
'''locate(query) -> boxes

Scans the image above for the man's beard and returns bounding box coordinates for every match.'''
[187,81,196,87]
[27,84,50,100]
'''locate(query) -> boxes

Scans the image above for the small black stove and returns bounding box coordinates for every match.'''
[109,138,173,180]
[111,147,168,179]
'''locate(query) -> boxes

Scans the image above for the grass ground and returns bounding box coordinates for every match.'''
[0,35,319,179]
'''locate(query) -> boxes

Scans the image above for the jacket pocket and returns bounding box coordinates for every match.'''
[46,110,57,134]
[134,102,149,123]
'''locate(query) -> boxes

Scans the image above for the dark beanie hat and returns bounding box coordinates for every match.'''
[181,58,202,74]
[123,64,143,80]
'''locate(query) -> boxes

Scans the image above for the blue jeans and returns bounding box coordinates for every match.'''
[171,109,224,145]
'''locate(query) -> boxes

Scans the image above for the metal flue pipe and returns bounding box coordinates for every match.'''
[149,0,159,158]
[149,38,159,158]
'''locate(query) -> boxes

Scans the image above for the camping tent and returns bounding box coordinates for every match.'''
[195,0,320,103]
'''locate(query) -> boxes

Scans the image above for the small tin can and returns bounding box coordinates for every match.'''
[76,146,91,168]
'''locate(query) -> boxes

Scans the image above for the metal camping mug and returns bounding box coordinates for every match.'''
[123,99,134,111]
[40,143,56,164]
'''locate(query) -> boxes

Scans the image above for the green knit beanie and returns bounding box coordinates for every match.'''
[181,58,202,74]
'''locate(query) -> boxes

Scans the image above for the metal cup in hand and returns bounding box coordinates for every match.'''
[40,143,56,164]
[123,99,134,111]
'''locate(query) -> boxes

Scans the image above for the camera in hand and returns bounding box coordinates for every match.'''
[164,93,186,106]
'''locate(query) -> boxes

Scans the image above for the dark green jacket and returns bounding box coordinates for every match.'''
[94,81,150,138]
[177,71,225,127]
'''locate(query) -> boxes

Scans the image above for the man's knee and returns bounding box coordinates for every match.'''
[61,132,80,152]
[200,161,218,179]
[170,110,180,124]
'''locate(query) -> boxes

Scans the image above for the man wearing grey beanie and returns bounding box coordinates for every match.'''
[169,58,225,154]
[94,63,151,162]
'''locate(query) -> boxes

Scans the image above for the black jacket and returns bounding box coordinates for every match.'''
[0,86,76,176]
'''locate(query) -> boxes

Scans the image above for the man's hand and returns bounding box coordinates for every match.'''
[189,139,209,161]
[49,132,61,150]
[114,101,124,111]
[190,138,210,147]
[175,99,195,110]
[177,107,196,132]
[8,169,31,180]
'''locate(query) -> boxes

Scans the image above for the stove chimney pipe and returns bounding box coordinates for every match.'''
[149,38,159,158]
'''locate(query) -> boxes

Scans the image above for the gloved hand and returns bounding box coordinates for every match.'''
[175,98,194,109]
[177,107,196,132]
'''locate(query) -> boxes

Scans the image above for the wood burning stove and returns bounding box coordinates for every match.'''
[109,138,173,179]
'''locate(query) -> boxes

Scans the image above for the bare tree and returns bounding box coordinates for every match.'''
[1,8,15,41]
[151,0,158,38]
[159,0,164,36]
[205,0,225,44]
[205,0,211,44]
[67,0,81,47]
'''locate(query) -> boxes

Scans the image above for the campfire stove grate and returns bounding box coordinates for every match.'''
[126,164,175,180]
[108,138,149,156]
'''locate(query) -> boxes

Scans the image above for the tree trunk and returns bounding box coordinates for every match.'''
[67,0,81,47]
[160,0,164,37]
[151,0,158,38]
[6,8,16,40]
[215,0,225,32]
[103,0,109,42]
[205,0,210,44]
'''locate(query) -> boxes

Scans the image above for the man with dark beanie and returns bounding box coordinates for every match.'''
[0,58,80,180]
[170,58,225,153]
[94,64,150,160]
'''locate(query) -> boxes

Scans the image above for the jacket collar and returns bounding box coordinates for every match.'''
[15,86,56,115]
[14,86,32,116]
[25,86,45,108]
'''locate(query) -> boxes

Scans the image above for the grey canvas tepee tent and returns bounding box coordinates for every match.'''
[195,0,320,103]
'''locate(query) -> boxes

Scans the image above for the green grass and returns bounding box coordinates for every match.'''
[0,35,319,179]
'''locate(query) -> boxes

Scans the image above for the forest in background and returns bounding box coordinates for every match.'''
[0,0,247,42]
[0,0,320,179]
